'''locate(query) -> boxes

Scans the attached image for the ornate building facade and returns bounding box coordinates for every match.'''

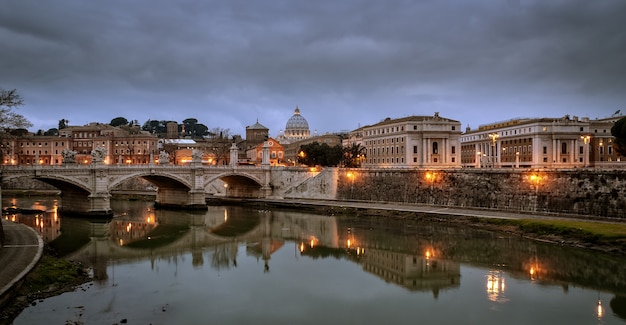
[362,113,462,168]
[2,123,159,165]
[460,115,625,169]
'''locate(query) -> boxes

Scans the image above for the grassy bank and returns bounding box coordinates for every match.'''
[0,248,90,324]
[477,218,626,253]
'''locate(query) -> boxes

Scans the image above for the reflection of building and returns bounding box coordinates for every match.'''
[110,220,158,246]
[4,211,62,243]
[361,113,462,168]
[361,248,460,296]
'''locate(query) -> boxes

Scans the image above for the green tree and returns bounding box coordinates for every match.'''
[342,143,367,167]
[110,117,129,127]
[58,119,69,129]
[44,128,59,136]
[298,142,343,167]
[611,116,626,156]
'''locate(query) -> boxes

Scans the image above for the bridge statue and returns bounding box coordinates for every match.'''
[61,148,77,164]
[91,146,108,164]
[192,150,203,164]
[158,151,170,165]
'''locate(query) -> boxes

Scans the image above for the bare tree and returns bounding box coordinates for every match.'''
[0,88,32,131]
[1,88,32,164]
[204,128,232,165]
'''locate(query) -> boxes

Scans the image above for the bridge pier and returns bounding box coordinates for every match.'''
[60,191,113,217]
[155,188,207,210]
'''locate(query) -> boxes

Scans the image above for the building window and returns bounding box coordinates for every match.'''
[433,142,438,154]
[451,146,456,154]
[413,146,418,154]
[543,146,547,154]
[561,142,567,155]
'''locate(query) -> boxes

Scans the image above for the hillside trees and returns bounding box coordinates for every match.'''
[611,116,626,156]
[297,142,343,167]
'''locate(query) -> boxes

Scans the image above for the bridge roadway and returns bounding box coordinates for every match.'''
[0,161,283,216]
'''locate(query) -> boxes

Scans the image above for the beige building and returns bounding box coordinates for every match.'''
[361,113,462,168]
[588,116,625,168]
[460,115,612,169]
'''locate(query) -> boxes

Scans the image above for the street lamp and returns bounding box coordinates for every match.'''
[425,172,436,204]
[489,133,499,168]
[347,172,355,199]
[529,174,545,212]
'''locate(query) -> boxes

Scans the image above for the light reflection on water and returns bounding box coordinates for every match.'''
[4,197,626,325]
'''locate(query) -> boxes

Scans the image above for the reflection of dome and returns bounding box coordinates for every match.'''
[283,106,310,142]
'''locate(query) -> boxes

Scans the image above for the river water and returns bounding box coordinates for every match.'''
[4,196,626,325]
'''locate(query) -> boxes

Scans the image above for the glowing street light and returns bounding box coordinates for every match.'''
[529,174,546,212]
[346,172,355,199]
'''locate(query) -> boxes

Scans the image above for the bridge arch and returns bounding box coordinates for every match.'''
[108,171,192,191]
[205,172,265,198]
[3,173,91,194]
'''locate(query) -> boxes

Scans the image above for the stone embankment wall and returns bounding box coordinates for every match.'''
[334,169,626,219]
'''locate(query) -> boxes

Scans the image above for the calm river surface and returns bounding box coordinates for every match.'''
[4,196,626,324]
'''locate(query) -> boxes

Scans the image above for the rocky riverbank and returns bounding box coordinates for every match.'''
[0,246,91,325]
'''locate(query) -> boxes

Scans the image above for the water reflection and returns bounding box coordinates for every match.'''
[486,270,507,303]
[5,197,626,324]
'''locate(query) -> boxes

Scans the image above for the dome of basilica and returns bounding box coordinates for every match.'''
[285,107,309,130]
[281,106,311,142]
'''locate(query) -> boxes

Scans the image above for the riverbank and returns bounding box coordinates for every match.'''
[226,198,626,256]
[0,246,90,325]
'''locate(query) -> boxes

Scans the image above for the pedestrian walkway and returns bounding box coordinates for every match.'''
[254,198,625,223]
[0,218,44,307]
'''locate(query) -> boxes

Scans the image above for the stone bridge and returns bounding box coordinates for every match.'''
[0,162,337,216]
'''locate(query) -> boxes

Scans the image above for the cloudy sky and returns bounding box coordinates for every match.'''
[1,0,624,137]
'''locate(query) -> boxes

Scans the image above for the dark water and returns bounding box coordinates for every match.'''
[4,196,626,325]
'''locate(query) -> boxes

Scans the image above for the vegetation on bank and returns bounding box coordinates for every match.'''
[0,248,91,324]
[479,218,626,245]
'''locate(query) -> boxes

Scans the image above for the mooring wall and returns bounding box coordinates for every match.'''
[335,169,626,219]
